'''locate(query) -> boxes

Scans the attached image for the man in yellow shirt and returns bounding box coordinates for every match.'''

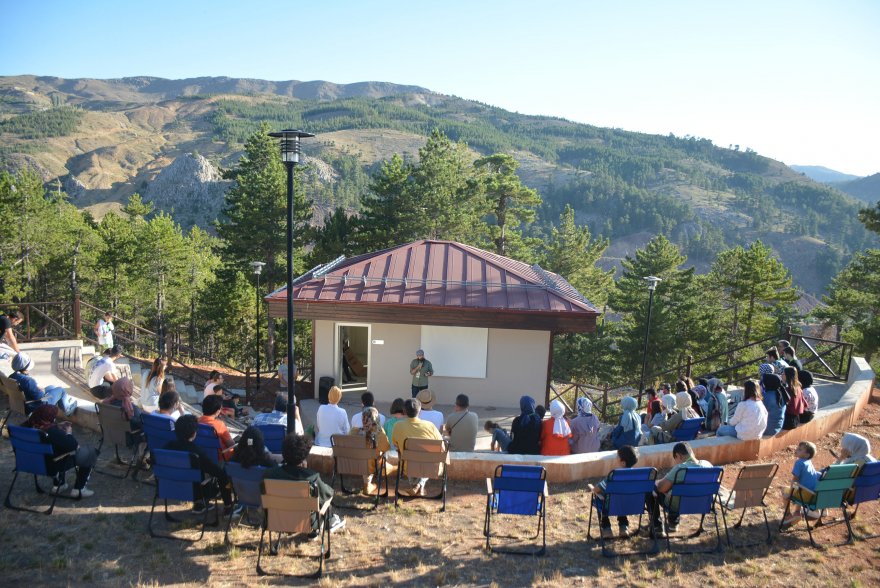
[391,398,441,496]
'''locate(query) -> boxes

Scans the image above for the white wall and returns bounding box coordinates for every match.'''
[313,320,550,408]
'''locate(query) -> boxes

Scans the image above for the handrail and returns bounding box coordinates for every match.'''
[79,300,160,337]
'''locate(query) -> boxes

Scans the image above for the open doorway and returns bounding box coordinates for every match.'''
[336,324,369,391]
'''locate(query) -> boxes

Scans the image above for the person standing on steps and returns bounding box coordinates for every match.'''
[94,312,115,353]
[409,349,433,398]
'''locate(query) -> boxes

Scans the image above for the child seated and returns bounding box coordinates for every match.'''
[586,445,640,539]
[780,441,821,528]
[484,420,511,452]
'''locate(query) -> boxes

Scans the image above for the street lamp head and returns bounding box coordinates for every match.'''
[643,276,662,291]
[268,129,315,165]
[250,261,266,276]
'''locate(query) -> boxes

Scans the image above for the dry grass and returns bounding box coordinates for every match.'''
[2,394,880,587]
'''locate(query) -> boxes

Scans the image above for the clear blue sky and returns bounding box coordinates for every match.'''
[2,0,878,175]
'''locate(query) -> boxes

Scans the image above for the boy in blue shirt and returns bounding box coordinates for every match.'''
[780,441,821,528]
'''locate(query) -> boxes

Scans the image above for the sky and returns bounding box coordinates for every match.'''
[2,0,878,176]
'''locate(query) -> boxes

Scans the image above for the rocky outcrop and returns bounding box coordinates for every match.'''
[144,153,231,229]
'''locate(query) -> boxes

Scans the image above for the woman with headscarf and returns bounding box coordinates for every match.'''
[835,432,877,466]
[691,384,709,417]
[759,363,785,436]
[314,385,350,447]
[540,399,572,455]
[651,391,699,444]
[24,404,98,498]
[508,395,542,455]
[570,397,602,454]
[798,370,818,423]
[611,396,643,449]
[354,406,391,494]
[102,376,144,447]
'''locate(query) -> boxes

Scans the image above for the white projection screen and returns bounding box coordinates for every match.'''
[420,325,488,379]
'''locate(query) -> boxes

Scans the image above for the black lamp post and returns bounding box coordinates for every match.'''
[268,129,314,433]
[250,261,266,394]
[638,276,663,402]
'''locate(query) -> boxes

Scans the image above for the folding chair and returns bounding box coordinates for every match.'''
[95,402,142,479]
[587,467,659,557]
[139,413,177,482]
[844,461,880,541]
[719,463,778,547]
[781,463,859,548]
[195,422,235,466]
[484,465,548,556]
[224,461,267,546]
[672,418,704,442]
[394,438,449,512]
[148,448,220,542]
[330,434,388,509]
[4,425,76,515]
[255,423,285,455]
[0,374,27,436]
[257,478,333,578]
[661,466,725,553]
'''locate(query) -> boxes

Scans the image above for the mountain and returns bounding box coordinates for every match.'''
[790,165,861,184]
[0,74,875,299]
[836,173,880,204]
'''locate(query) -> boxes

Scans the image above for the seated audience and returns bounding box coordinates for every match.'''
[263,434,344,533]
[716,379,768,440]
[782,366,806,430]
[10,352,76,415]
[798,370,818,424]
[765,347,789,375]
[24,404,97,498]
[391,398,442,496]
[834,432,876,466]
[163,414,232,512]
[314,386,350,447]
[88,346,123,399]
[354,407,390,494]
[540,399,572,456]
[760,363,785,436]
[253,394,304,435]
[586,445,640,538]
[507,395,542,455]
[350,391,386,429]
[102,377,144,447]
[780,441,821,529]
[485,420,512,452]
[651,391,698,444]
[783,346,803,372]
[687,385,706,418]
[198,394,235,461]
[443,394,479,452]
[570,397,602,454]
[202,370,223,400]
[651,441,712,533]
[648,400,666,428]
[643,388,658,422]
[156,389,182,421]
[416,389,445,432]
[230,426,276,469]
[612,396,643,449]
[705,378,729,428]
[141,357,167,411]
[383,397,406,442]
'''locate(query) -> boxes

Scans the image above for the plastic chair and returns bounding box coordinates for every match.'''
[661,466,725,553]
[195,422,235,466]
[719,463,778,546]
[672,418,704,442]
[394,438,449,512]
[224,461,267,546]
[483,465,548,555]
[255,423,285,455]
[331,434,388,509]
[257,478,333,578]
[0,373,27,435]
[148,448,220,541]
[781,463,859,548]
[844,461,880,541]
[587,467,659,557]
[95,402,142,479]
[4,425,76,515]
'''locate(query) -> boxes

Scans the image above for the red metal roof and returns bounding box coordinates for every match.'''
[265,240,599,316]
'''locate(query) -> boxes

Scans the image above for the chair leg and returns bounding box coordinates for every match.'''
[803,510,821,549]
[539,505,547,556]
[762,507,773,544]
[256,526,267,576]
[441,471,447,513]
[720,497,732,547]
[3,471,18,510]
[224,502,236,545]
[394,464,402,509]
[484,497,492,550]
[843,505,856,545]
[148,495,159,538]
[587,499,594,543]
[713,505,723,552]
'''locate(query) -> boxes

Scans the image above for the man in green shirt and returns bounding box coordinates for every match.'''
[409,349,433,398]
[651,441,712,534]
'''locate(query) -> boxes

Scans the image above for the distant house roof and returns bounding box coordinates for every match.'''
[265,240,599,332]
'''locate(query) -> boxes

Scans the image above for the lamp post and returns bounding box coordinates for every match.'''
[638,276,663,402]
[268,129,314,433]
[250,261,266,395]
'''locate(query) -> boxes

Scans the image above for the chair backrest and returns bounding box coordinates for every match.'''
[1,373,27,416]
[225,461,267,509]
[850,461,880,506]
[152,448,201,502]
[8,425,56,476]
[812,463,859,510]
[669,466,724,515]
[261,478,318,535]
[401,438,448,479]
[96,402,132,447]
[141,413,177,452]
[255,423,286,454]
[731,463,778,509]
[195,423,224,465]
[332,434,381,477]
[602,467,658,517]
[672,418,704,442]
[493,465,546,515]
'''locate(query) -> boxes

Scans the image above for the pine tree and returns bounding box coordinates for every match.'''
[475,153,542,256]
[308,207,358,267]
[355,154,417,252]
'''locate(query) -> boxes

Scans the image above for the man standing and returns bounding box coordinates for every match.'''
[444,394,479,452]
[0,308,24,360]
[277,354,289,392]
[409,349,433,398]
[94,312,115,352]
[391,398,442,496]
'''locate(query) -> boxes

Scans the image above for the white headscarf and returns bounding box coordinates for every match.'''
[661,393,677,414]
[840,432,876,465]
[549,400,571,437]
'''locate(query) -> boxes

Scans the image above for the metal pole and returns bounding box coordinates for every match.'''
[285,161,296,433]
[255,270,261,393]
[638,287,656,397]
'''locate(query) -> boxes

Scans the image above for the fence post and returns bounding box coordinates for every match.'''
[25,305,31,340]
[72,293,81,340]
[245,367,251,406]
[686,354,693,380]
[602,385,609,421]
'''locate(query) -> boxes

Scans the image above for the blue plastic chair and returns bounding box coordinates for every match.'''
[4,425,76,515]
[588,467,659,557]
[483,465,547,555]
[195,423,234,466]
[140,413,177,483]
[224,461,267,546]
[845,461,880,541]
[148,448,219,541]
[661,466,724,552]
[255,424,285,455]
[672,418,704,442]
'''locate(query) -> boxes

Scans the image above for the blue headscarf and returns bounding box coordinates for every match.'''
[519,395,540,428]
[619,396,641,433]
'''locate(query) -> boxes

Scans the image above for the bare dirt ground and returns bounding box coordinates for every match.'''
[1,391,879,587]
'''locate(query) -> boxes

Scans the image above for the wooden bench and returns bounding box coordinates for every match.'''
[58,346,89,393]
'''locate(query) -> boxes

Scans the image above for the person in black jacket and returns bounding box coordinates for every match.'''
[24,404,97,498]
[163,414,232,513]
[507,395,542,454]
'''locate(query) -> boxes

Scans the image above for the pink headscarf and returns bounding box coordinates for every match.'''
[104,377,135,420]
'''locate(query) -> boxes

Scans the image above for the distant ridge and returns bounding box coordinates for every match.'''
[791,165,861,184]
[837,173,880,204]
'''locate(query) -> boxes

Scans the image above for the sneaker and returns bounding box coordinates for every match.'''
[68,487,94,498]
[329,514,346,533]
[192,503,217,515]
[665,521,679,534]
[618,522,630,536]
[51,483,69,495]
[781,514,802,529]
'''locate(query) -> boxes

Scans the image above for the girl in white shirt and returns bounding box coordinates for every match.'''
[141,357,167,411]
